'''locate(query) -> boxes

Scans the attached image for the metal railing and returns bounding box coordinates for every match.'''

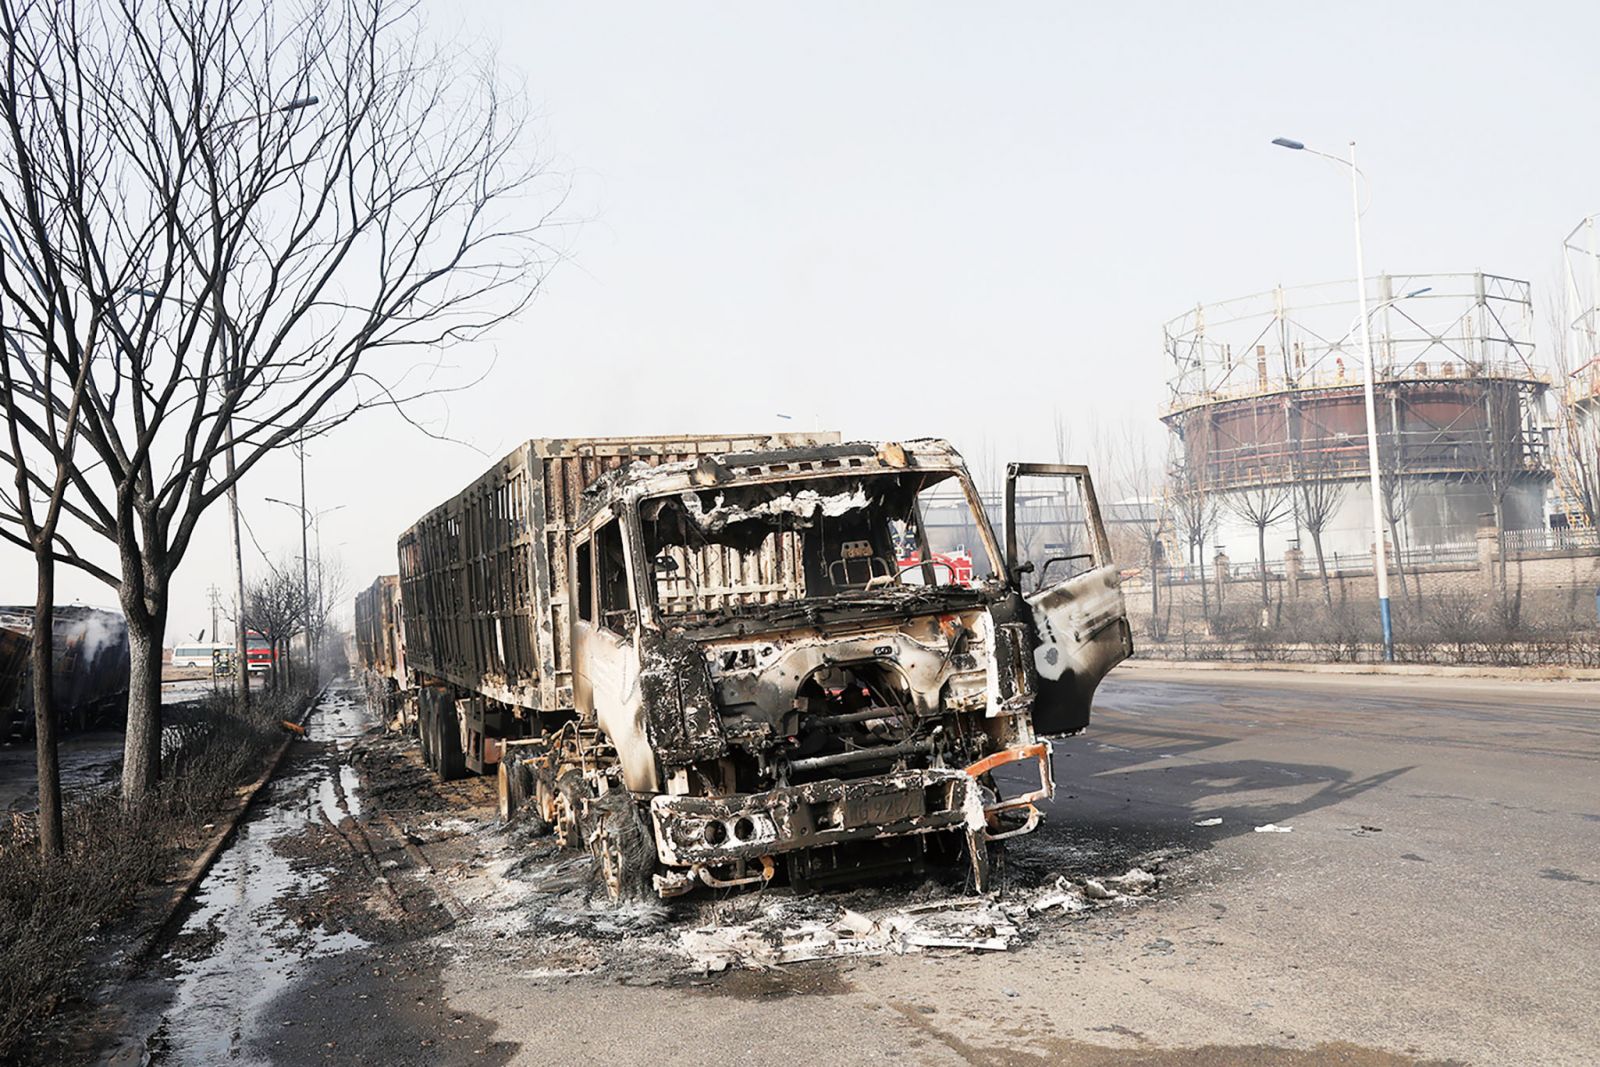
[1141,527,1597,590]
[1166,360,1550,414]
[1503,526,1600,552]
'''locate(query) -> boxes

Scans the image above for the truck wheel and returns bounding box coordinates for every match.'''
[552,768,587,849]
[435,707,466,781]
[520,766,553,836]
[588,791,656,901]
[501,757,552,834]
[418,699,436,770]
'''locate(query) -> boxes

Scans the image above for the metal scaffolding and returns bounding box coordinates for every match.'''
[1560,219,1600,527]
[1162,272,1551,549]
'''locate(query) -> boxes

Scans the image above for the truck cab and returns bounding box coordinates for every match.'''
[556,439,1131,897]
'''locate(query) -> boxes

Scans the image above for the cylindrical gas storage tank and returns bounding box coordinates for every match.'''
[1163,273,1551,561]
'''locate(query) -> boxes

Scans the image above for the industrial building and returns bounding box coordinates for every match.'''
[1560,217,1600,530]
[1162,272,1551,565]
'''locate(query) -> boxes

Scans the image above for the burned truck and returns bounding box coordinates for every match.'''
[353,574,410,729]
[0,606,131,742]
[388,433,1130,898]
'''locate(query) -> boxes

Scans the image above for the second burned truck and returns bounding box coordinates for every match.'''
[358,433,1131,899]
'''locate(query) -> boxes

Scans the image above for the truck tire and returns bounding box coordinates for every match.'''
[588,791,657,901]
[418,698,436,771]
[503,757,552,835]
[553,768,587,849]
[434,702,466,782]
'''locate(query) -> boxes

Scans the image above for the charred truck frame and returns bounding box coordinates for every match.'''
[379,434,1130,898]
[354,575,410,728]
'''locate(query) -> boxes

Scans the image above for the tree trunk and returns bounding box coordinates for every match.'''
[32,560,62,857]
[1256,523,1269,607]
[1310,528,1333,609]
[120,608,166,803]
[1196,541,1210,623]
[1386,515,1411,604]
[1149,540,1160,639]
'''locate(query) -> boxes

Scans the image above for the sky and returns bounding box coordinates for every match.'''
[7,0,1600,642]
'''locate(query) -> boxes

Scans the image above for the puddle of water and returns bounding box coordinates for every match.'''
[152,684,376,1066]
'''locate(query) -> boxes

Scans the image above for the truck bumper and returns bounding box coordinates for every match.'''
[648,767,987,886]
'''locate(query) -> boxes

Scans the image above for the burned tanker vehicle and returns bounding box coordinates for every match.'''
[356,434,1131,899]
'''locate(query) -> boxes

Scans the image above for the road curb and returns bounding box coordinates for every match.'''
[128,681,331,965]
[1122,658,1600,682]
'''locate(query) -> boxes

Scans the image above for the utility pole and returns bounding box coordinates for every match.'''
[207,584,221,643]
[298,438,311,677]
[226,409,251,703]
[266,454,343,685]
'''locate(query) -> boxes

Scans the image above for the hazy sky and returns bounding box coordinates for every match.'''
[9,1,1600,641]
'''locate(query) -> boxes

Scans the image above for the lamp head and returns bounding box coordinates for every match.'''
[1271,137,1305,150]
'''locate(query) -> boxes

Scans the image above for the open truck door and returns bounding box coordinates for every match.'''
[1004,462,1132,737]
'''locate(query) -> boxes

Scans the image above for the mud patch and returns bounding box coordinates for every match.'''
[270,806,457,946]
[686,964,855,1000]
[349,731,491,814]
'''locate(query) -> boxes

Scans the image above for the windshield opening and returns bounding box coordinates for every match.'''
[639,470,997,623]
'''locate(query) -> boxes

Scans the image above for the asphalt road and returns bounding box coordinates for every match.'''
[100,666,1600,1067]
[461,666,1600,1066]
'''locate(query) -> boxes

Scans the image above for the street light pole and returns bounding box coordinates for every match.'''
[1346,141,1395,662]
[266,492,345,682]
[1272,136,1396,662]
[226,422,251,701]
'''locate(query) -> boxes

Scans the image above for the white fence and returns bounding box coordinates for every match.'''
[1503,527,1600,553]
[1149,527,1596,587]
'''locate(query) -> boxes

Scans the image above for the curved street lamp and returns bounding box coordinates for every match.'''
[1273,135,1397,662]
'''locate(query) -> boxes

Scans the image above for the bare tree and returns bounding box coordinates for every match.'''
[1293,444,1347,609]
[0,295,97,855]
[1112,423,1168,634]
[1378,431,1419,605]
[242,558,304,690]
[309,550,348,671]
[0,0,557,800]
[1225,473,1293,609]
[1049,412,1083,564]
[1170,466,1219,625]
[1548,283,1599,528]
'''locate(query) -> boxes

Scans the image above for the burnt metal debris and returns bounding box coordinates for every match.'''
[354,434,1132,899]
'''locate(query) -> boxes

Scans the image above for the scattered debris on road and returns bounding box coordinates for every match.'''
[1253,823,1294,833]
[1193,817,1223,826]
[676,866,1160,971]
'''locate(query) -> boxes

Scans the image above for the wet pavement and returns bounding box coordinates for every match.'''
[146,687,375,1064]
[0,677,242,814]
[0,729,125,812]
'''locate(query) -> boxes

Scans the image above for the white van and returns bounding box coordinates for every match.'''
[170,643,228,669]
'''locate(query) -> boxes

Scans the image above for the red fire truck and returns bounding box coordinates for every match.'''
[245,631,275,674]
[896,547,975,586]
